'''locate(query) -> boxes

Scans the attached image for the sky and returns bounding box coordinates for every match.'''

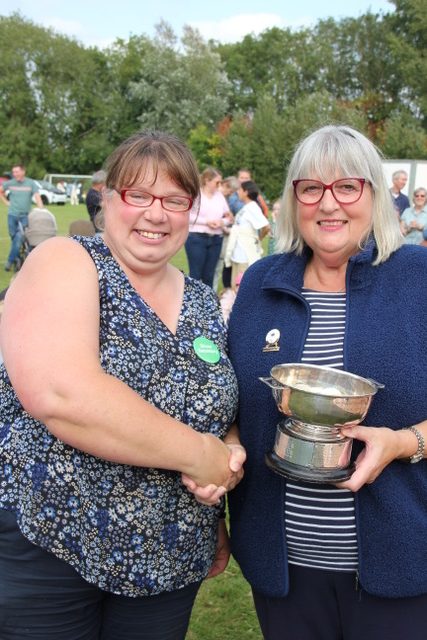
[1,0,393,48]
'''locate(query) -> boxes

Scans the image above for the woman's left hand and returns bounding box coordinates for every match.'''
[336,425,402,491]
[181,442,246,506]
[206,519,230,579]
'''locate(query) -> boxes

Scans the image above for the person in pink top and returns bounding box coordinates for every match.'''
[185,167,231,288]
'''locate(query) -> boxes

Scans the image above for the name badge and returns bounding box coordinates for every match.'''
[193,336,221,364]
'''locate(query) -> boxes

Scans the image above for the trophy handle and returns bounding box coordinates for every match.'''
[259,376,283,390]
[366,378,385,390]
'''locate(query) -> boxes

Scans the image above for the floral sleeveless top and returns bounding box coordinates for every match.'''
[0,236,238,596]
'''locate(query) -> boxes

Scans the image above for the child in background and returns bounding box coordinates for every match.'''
[268,199,281,254]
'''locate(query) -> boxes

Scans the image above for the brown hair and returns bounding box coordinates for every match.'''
[200,167,221,187]
[105,131,200,200]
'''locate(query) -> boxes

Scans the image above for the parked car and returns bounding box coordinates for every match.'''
[0,172,11,188]
[33,180,67,205]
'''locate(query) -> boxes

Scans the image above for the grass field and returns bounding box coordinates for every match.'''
[0,202,263,639]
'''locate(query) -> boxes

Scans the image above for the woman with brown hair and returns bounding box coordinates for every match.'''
[185,167,231,288]
[0,131,244,639]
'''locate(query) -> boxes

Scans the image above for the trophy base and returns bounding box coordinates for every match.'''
[265,450,355,484]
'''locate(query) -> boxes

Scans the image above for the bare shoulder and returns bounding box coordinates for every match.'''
[22,235,94,269]
[9,237,96,287]
[3,236,99,318]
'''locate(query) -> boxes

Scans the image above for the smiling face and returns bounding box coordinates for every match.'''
[102,165,191,276]
[204,174,222,196]
[393,172,407,192]
[296,175,373,265]
[12,165,25,181]
[413,189,427,210]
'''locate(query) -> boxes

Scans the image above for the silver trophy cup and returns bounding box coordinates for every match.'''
[260,363,384,483]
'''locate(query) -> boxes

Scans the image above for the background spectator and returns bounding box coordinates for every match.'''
[0,164,43,271]
[225,180,269,287]
[215,176,240,289]
[185,167,231,288]
[390,169,410,216]
[86,170,106,232]
[24,207,57,250]
[228,168,270,218]
[400,187,427,244]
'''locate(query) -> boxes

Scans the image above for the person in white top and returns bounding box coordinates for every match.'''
[225,180,270,288]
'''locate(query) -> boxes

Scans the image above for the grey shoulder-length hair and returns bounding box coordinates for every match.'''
[275,124,402,265]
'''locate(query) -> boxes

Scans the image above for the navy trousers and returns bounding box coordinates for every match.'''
[185,232,223,288]
[253,564,427,640]
[0,509,200,640]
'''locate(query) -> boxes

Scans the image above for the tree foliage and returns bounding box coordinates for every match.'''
[0,13,117,175]
[127,22,230,140]
[0,6,425,196]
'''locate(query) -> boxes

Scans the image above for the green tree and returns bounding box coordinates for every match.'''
[187,124,222,169]
[215,27,320,113]
[378,111,427,158]
[249,95,288,199]
[128,22,230,140]
[0,13,116,174]
[386,0,427,129]
[218,115,253,178]
[101,34,153,144]
[311,14,399,129]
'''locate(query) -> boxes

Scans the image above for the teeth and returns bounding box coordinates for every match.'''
[137,230,164,239]
[318,220,345,226]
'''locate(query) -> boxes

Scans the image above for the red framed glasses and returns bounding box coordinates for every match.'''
[293,178,370,205]
[118,189,193,212]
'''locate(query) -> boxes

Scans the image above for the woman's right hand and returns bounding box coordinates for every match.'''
[181,436,246,505]
[184,433,239,487]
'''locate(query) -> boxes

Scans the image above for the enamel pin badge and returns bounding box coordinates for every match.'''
[263,329,281,352]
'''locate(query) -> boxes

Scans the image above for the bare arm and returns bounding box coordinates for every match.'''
[33,191,44,209]
[259,223,271,240]
[0,237,234,487]
[0,187,9,207]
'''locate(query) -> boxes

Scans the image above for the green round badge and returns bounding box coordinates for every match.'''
[193,336,221,364]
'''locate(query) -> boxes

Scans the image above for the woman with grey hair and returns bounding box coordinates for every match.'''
[224,124,427,639]
[400,187,427,244]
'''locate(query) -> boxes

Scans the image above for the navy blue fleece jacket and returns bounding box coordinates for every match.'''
[228,242,427,598]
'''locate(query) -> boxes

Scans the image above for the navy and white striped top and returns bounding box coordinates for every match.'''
[284,290,358,572]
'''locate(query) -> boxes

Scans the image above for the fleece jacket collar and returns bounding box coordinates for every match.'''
[261,240,377,294]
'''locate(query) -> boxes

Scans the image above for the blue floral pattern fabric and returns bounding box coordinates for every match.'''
[0,235,238,596]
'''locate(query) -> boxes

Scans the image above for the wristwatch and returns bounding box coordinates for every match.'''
[406,426,425,463]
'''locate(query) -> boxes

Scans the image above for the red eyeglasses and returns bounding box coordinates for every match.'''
[293,178,370,205]
[118,189,193,212]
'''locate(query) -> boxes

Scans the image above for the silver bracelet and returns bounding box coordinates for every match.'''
[406,426,425,464]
